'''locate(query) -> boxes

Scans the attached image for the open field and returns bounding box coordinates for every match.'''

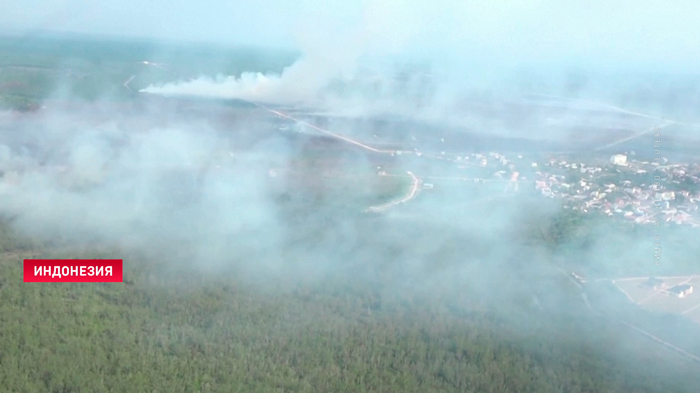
[613,276,700,322]
[684,306,700,324]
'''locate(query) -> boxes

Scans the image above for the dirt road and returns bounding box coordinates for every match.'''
[246,100,396,155]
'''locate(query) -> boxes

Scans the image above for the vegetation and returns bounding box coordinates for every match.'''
[519,203,700,276]
[2,33,700,393]
[0,94,40,111]
[2,205,700,392]
[586,281,700,359]
[0,33,297,110]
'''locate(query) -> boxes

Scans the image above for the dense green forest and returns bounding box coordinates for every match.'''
[2,203,700,392]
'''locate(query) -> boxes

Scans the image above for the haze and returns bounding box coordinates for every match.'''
[2,1,700,392]
[4,0,699,70]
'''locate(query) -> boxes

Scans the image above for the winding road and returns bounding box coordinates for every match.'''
[365,171,421,213]
[244,99,426,213]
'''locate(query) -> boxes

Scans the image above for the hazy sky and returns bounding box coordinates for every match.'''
[3,0,700,72]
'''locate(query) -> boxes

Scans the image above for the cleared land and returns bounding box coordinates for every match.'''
[684,306,700,324]
[613,276,700,323]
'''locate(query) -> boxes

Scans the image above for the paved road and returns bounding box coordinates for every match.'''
[245,100,397,155]
[366,172,421,213]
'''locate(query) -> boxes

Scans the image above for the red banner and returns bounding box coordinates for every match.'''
[23,259,123,282]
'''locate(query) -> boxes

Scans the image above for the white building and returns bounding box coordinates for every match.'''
[610,154,627,165]
[669,284,693,298]
[661,191,676,201]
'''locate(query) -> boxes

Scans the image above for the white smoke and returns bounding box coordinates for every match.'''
[140,0,428,107]
[140,53,359,105]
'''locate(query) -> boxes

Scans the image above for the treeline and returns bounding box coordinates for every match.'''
[516,203,700,276]
[2,217,700,392]
[0,34,298,107]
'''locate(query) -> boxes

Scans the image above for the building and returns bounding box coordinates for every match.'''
[610,154,628,165]
[668,284,694,298]
[661,191,676,201]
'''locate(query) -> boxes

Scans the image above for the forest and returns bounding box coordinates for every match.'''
[2,201,700,393]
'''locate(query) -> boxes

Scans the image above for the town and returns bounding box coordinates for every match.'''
[532,152,700,228]
[410,149,700,228]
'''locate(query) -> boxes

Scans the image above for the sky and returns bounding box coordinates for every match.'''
[3,0,700,73]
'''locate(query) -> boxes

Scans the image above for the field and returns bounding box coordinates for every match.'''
[613,276,700,323]
[684,303,700,324]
